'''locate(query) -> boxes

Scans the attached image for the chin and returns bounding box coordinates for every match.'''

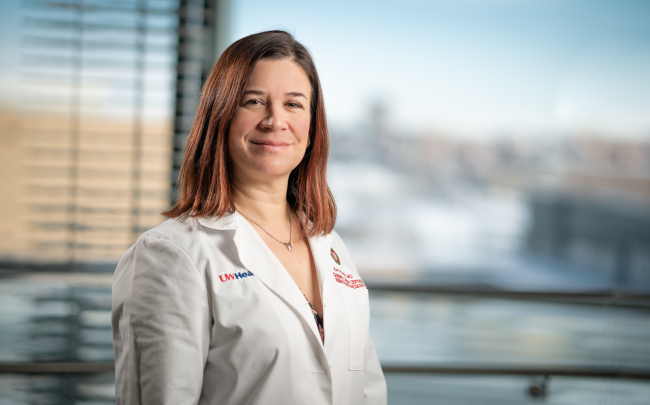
[250,160,301,179]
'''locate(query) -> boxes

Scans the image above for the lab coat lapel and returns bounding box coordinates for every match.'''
[231,212,326,351]
[308,232,339,358]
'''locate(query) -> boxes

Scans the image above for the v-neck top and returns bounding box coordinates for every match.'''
[303,292,324,344]
[238,211,325,344]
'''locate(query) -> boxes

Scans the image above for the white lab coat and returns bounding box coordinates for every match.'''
[111,210,387,405]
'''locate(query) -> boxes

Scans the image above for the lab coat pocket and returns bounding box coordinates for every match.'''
[339,287,370,371]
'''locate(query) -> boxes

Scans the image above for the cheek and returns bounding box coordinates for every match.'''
[227,114,251,153]
[227,121,246,166]
[228,114,244,141]
[296,118,311,144]
[226,127,237,156]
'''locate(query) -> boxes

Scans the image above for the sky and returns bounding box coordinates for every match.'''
[230,0,650,139]
[1,0,649,139]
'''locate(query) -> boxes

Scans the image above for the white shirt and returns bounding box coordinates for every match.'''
[111,211,387,405]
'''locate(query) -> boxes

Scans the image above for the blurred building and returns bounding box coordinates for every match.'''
[330,106,650,288]
[0,0,228,266]
[0,107,171,264]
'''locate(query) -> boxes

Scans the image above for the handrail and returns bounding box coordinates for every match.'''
[0,362,114,373]
[2,362,649,381]
[365,282,650,303]
[381,365,650,380]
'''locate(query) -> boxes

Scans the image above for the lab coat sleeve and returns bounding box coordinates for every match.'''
[112,235,211,405]
[364,331,388,405]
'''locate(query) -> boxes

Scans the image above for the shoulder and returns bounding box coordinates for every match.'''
[122,215,234,267]
[140,217,204,249]
[115,218,202,271]
[114,216,227,287]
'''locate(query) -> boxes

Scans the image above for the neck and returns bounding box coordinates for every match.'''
[231,173,291,226]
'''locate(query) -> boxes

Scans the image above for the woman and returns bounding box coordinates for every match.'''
[111,30,387,405]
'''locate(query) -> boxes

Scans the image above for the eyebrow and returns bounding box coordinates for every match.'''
[242,90,308,100]
[242,90,265,96]
[287,92,308,100]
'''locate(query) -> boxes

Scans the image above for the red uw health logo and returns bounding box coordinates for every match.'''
[219,270,254,282]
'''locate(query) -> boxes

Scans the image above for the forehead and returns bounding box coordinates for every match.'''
[246,58,311,96]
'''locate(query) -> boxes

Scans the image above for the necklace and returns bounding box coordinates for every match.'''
[236,206,293,252]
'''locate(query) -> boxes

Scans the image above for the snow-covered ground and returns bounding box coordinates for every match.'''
[329,160,621,290]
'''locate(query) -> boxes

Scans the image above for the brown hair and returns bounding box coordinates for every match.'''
[164,30,336,236]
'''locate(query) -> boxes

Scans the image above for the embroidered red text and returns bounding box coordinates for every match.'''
[333,267,366,289]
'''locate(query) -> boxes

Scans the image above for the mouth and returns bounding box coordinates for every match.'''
[250,139,291,152]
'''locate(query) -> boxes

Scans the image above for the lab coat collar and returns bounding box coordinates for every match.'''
[308,233,340,359]
[198,210,337,358]
[197,211,237,231]
[200,210,331,363]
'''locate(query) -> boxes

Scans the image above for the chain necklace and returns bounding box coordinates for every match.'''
[236,206,293,252]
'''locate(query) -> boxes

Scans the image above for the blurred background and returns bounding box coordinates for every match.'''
[0,0,649,403]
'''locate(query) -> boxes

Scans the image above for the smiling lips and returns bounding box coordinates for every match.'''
[250,139,291,153]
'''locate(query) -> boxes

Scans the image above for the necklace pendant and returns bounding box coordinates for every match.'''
[285,243,292,252]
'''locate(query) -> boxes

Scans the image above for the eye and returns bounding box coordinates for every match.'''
[287,102,303,108]
[243,99,263,106]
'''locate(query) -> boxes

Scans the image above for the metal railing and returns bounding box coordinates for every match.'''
[365,282,650,307]
[1,280,648,401]
[1,361,649,380]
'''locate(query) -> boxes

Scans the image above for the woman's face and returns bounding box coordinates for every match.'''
[228,58,312,185]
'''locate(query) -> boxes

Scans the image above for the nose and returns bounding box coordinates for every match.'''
[260,103,287,131]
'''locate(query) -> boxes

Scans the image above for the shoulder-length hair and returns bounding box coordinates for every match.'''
[163,30,336,236]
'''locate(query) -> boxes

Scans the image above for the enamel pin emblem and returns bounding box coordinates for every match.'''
[330,248,341,265]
